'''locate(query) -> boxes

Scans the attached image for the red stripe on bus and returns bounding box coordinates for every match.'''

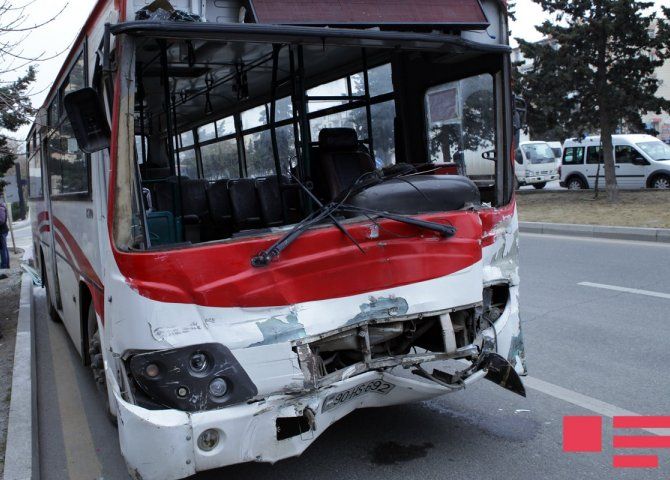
[52,217,103,292]
[39,224,51,234]
[54,231,76,268]
[51,218,106,321]
[112,211,483,308]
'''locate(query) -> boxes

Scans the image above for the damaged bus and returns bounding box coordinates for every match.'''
[28,0,527,478]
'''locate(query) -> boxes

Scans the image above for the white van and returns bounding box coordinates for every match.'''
[547,141,563,162]
[560,134,670,190]
[515,141,560,189]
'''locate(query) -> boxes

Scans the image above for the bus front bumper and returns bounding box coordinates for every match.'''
[113,286,526,480]
[116,370,455,480]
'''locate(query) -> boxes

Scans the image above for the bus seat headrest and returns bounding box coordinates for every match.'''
[319,128,359,151]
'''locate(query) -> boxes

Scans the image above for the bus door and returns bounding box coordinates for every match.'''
[43,136,63,314]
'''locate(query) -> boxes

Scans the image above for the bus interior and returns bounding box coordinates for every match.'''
[130,29,511,249]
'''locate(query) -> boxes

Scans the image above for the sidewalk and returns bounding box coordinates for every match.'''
[0,250,25,478]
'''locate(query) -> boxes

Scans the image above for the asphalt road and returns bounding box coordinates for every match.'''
[34,233,670,480]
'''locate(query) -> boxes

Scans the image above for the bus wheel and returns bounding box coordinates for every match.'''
[42,267,60,323]
[533,182,547,190]
[566,177,587,190]
[651,174,670,190]
[87,304,115,425]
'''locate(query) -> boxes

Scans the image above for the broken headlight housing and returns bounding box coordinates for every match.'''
[128,343,258,412]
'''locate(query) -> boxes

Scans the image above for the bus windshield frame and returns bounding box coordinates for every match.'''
[110,23,514,252]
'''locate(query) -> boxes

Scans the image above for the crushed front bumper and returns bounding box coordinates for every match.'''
[117,369,455,480]
[115,286,526,480]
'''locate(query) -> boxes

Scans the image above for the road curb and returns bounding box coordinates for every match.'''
[520,222,670,243]
[3,273,36,480]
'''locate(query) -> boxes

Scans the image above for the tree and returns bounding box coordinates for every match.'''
[516,1,670,202]
[0,1,67,183]
[513,42,578,141]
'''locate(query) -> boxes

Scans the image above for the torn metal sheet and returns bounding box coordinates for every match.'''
[478,352,526,397]
[507,329,527,374]
[250,312,307,347]
[483,208,520,285]
[346,296,409,325]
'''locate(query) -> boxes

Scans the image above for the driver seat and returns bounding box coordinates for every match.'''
[315,128,376,201]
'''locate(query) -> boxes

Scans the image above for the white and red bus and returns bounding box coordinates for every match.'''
[27,0,526,478]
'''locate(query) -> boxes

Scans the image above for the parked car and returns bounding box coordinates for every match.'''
[560,134,670,190]
[515,141,560,189]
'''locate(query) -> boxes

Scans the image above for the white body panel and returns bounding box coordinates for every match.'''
[560,134,670,190]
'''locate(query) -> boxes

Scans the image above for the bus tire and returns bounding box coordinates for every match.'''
[533,182,547,190]
[87,304,116,426]
[650,173,670,190]
[566,176,587,190]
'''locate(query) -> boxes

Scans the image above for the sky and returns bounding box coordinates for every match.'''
[1,0,666,142]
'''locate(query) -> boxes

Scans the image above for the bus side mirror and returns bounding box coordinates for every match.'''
[632,156,648,166]
[63,87,111,154]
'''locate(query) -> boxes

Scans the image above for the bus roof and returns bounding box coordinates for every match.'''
[110,20,511,53]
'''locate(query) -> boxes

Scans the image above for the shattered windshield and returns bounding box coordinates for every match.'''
[522,143,556,164]
[636,141,670,161]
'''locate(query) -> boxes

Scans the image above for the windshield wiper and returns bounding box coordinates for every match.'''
[251,170,457,267]
[341,205,457,237]
[251,201,457,268]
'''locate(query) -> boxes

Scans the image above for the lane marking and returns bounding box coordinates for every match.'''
[578,282,670,300]
[524,376,670,436]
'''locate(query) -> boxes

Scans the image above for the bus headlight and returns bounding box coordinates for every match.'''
[128,343,257,412]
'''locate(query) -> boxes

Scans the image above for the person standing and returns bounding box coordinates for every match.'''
[0,200,10,270]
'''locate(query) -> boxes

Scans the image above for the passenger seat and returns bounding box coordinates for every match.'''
[255,176,283,227]
[207,179,234,239]
[180,179,210,243]
[229,179,264,231]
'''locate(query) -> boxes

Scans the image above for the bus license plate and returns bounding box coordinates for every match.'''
[322,379,395,412]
